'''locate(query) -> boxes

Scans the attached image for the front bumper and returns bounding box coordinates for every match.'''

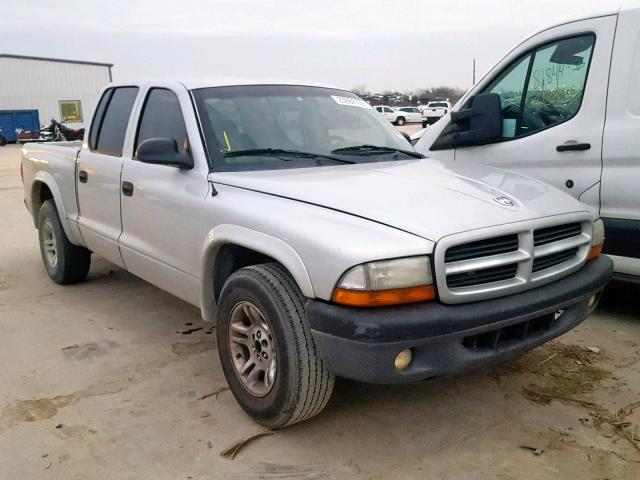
[306,256,613,384]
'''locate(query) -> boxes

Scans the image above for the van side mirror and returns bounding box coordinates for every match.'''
[431,93,502,150]
[136,137,194,169]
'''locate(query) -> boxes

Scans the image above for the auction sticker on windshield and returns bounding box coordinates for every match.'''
[331,95,372,109]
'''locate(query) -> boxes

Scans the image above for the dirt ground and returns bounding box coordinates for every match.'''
[1,142,639,479]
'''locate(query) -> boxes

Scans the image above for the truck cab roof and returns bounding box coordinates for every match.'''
[104,78,342,91]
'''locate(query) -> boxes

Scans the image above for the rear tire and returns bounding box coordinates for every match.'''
[37,199,91,284]
[396,117,406,126]
[217,263,334,428]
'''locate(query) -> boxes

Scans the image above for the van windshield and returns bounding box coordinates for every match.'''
[192,85,418,171]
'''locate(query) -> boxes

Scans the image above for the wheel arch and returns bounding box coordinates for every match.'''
[200,224,315,322]
[30,175,75,241]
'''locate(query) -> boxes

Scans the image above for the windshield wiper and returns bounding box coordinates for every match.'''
[223,148,355,164]
[331,145,424,158]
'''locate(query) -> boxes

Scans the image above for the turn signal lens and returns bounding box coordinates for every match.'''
[587,243,603,260]
[588,219,605,260]
[333,285,435,307]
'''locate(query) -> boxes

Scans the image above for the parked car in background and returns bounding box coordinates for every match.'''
[396,107,423,123]
[416,4,640,282]
[21,79,612,429]
[375,105,407,125]
[422,101,451,127]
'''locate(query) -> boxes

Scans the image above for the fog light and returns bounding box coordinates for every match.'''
[588,294,597,308]
[394,349,413,370]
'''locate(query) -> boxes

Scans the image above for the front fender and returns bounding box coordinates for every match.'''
[199,224,314,322]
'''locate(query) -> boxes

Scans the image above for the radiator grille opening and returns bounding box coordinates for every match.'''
[532,247,579,272]
[534,223,582,246]
[445,234,519,263]
[447,263,518,289]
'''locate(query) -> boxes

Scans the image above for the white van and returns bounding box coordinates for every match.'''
[416,5,640,281]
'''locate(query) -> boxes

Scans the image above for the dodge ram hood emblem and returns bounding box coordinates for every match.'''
[493,196,514,207]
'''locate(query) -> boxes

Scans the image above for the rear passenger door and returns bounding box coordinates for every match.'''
[77,86,139,267]
[119,87,209,306]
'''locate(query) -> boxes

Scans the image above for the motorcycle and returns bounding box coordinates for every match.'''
[17,119,85,143]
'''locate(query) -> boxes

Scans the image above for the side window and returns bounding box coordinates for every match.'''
[135,88,188,154]
[94,87,139,156]
[487,54,531,138]
[484,34,595,139]
[89,89,112,150]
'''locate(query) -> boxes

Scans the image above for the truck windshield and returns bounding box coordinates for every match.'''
[192,85,418,171]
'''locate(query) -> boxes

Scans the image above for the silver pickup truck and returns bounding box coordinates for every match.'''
[21,79,612,428]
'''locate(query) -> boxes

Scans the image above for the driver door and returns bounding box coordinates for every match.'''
[453,16,617,211]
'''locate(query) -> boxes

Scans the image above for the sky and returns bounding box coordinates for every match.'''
[0,0,630,92]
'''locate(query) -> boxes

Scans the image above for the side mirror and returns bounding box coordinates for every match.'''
[136,137,194,169]
[431,93,502,150]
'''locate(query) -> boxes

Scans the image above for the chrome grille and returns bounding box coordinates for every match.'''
[436,215,592,304]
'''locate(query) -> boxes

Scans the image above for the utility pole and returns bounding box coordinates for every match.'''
[472,58,476,85]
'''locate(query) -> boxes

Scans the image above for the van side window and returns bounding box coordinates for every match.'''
[483,34,595,139]
[487,55,531,138]
[135,88,188,155]
[94,87,139,157]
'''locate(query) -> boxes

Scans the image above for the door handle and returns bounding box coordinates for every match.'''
[121,181,134,197]
[78,170,88,183]
[556,143,591,152]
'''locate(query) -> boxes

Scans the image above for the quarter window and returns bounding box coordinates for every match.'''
[483,34,595,139]
[135,88,188,155]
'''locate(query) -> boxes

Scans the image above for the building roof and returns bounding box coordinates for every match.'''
[0,53,113,68]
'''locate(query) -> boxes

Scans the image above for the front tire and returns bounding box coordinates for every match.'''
[217,263,334,428]
[395,116,406,126]
[38,199,91,284]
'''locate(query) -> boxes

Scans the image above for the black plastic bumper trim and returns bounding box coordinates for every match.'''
[305,256,612,384]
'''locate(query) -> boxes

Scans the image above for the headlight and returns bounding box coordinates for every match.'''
[333,256,435,307]
[588,219,605,260]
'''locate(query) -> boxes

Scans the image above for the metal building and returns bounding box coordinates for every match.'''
[0,54,113,139]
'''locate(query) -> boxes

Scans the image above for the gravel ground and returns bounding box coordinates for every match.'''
[1,143,639,479]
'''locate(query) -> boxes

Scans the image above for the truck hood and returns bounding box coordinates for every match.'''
[211,158,590,241]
